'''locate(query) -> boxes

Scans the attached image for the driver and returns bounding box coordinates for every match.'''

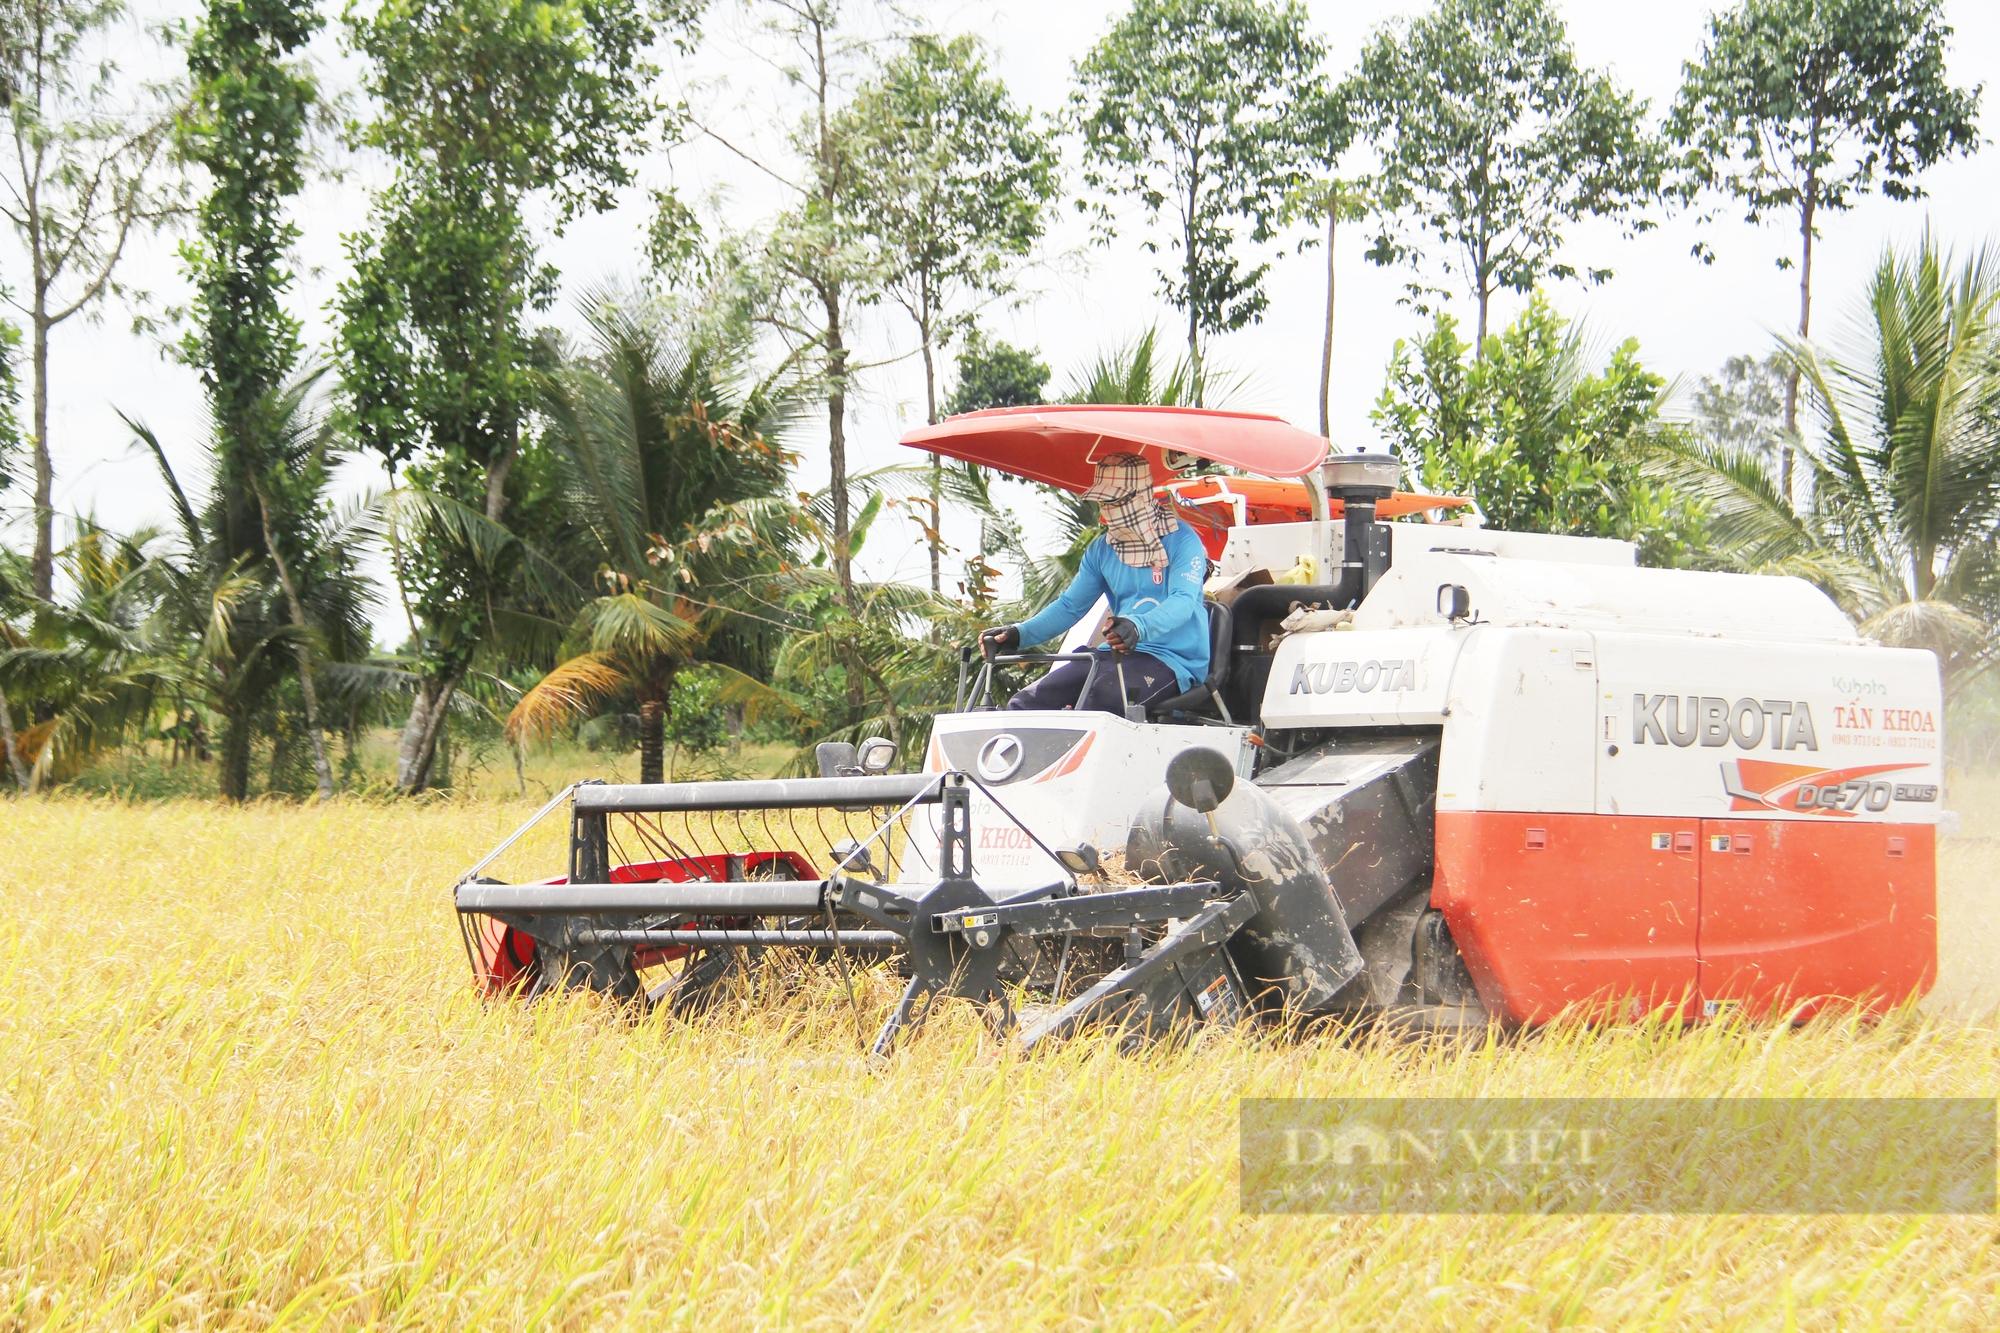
[979,453,1210,714]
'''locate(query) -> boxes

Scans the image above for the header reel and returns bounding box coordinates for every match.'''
[452,768,1258,1054]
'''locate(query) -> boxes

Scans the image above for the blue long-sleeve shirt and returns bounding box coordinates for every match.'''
[1013,521,1211,690]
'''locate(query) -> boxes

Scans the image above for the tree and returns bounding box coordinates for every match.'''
[1668,0,1981,498]
[1347,0,1661,353]
[178,0,333,796]
[506,295,802,784]
[1289,83,1362,438]
[945,331,1049,415]
[1373,295,1709,567]
[731,0,880,604]
[1692,352,1790,473]
[1648,236,2000,694]
[0,523,183,789]
[848,33,1058,592]
[1063,326,1228,410]
[129,377,374,801]
[1295,178,1368,438]
[1070,0,1325,398]
[2,0,187,599]
[0,315,20,503]
[942,331,1049,605]
[335,0,685,793]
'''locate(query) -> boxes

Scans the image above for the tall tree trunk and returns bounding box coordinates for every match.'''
[1184,170,1203,407]
[400,667,464,793]
[1782,182,1817,507]
[484,423,518,522]
[29,313,53,600]
[922,324,940,595]
[638,697,665,785]
[825,286,854,605]
[1474,284,1490,359]
[1185,263,1202,408]
[1319,202,1337,438]
[254,487,334,800]
[218,705,254,803]
[395,687,432,789]
[0,687,29,791]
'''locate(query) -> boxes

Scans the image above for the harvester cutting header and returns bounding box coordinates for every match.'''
[451,405,1942,1051]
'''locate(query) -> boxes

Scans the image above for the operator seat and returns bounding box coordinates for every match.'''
[1148,600,1233,724]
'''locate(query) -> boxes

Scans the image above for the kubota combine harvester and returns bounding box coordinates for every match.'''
[452,406,1943,1052]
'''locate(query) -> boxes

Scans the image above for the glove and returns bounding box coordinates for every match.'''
[1103,617,1140,654]
[979,625,1020,655]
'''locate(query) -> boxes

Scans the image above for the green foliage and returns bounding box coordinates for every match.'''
[1070,0,1326,387]
[0,523,184,787]
[0,316,20,499]
[1668,0,1981,261]
[175,0,341,795]
[127,378,376,800]
[1692,353,1791,470]
[729,0,878,598]
[506,291,807,780]
[849,33,1058,414]
[336,0,677,476]
[343,0,680,226]
[1647,235,2000,691]
[945,331,1050,415]
[335,0,685,788]
[1374,295,1708,567]
[666,666,727,755]
[1347,0,1661,341]
[177,0,319,460]
[2,0,189,597]
[1061,327,1229,410]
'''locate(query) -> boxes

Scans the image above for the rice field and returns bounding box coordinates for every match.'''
[2,774,1996,1328]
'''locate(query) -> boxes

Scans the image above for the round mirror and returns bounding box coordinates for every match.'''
[1165,748,1235,814]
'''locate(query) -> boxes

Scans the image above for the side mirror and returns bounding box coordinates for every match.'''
[1165,747,1235,814]
[857,736,898,774]
[816,741,858,779]
[1437,582,1471,621]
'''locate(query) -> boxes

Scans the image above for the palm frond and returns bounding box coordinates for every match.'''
[581,592,704,662]
[506,652,632,743]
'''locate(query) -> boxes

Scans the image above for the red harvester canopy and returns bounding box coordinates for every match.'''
[900,404,1329,492]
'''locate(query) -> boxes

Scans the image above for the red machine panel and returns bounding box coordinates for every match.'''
[1696,820,1936,1019]
[1432,811,1700,1024]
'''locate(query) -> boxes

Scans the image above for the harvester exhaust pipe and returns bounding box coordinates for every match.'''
[1228,449,1401,631]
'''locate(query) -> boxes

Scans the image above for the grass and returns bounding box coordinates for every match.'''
[67,734,800,803]
[1,776,1996,1327]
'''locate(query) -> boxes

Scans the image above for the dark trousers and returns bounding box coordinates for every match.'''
[1007,648,1179,715]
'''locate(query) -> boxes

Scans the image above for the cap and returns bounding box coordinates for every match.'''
[1080,452,1153,502]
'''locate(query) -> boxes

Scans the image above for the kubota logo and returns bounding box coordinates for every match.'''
[1633,695,1819,751]
[1721,759,1937,816]
[1289,658,1417,695]
[975,734,1025,782]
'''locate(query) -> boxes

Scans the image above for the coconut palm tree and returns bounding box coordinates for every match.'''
[1650,234,2000,694]
[0,523,185,788]
[128,378,375,799]
[505,294,806,783]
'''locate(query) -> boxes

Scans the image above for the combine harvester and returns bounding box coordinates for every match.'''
[453,406,1944,1052]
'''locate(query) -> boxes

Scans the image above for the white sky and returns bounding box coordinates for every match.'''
[7,0,1998,643]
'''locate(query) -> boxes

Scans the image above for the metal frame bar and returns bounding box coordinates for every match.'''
[573,773,942,813]
[930,883,1224,937]
[574,927,901,949]
[456,879,827,915]
[1018,894,1258,1051]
